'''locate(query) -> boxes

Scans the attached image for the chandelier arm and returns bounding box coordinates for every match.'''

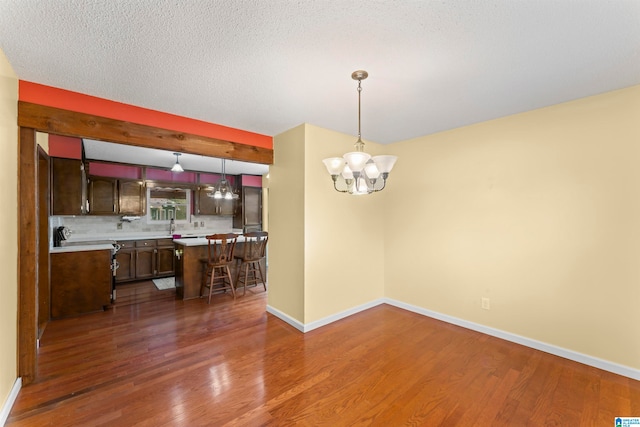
[331,175,351,193]
[371,174,389,193]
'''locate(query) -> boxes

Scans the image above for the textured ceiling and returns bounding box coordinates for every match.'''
[1,0,639,148]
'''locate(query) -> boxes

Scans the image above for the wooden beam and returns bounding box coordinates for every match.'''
[18,101,273,165]
[18,127,37,385]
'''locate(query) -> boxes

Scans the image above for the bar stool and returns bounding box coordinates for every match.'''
[200,233,238,303]
[235,231,268,296]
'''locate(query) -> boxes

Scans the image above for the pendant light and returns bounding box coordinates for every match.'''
[209,159,238,200]
[171,153,184,173]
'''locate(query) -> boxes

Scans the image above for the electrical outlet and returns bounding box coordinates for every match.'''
[481,297,490,310]
[117,223,123,230]
[200,221,205,227]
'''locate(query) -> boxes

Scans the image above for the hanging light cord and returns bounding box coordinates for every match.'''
[354,74,365,152]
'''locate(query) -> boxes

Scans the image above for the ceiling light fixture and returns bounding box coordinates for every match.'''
[322,70,397,195]
[209,159,238,200]
[171,152,184,173]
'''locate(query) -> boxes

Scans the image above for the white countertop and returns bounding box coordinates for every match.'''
[50,244,115,254]
[51,230,248,251]
[174,235,248,246]
[61,229,244,244]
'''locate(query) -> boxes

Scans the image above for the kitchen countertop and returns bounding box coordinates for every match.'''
[50,244,115,254]
[174,235,248,246]
[51,230,247,252]
[61,229,244,244]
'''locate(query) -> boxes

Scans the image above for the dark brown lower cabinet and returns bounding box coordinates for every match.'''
[115,249,135,282]
[135,247,156,279]
[115,239,175,283]
[51,250,112,319]
[157,245,175,276]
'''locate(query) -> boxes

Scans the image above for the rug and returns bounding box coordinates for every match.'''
[153,277,176,290]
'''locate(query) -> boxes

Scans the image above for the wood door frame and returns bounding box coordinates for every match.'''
[37,146,50,340]
[18,103,273,384]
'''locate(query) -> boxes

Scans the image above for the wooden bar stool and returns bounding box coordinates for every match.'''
[234,231,268,296]
[200,233,238,303]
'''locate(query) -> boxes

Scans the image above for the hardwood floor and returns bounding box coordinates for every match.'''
[113,280,177,306]
[8,287,640,426]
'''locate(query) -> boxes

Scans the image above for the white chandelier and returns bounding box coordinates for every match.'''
[322,70,397,195]
[208,158,238,200]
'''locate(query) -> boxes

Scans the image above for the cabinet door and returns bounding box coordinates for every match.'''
[243,187,262,225]
[119,180,145,215]
[196,187,218,215]
[135,247,156,279]
[115,250,136,282]
[51,250,112,319]
[156,246,175,276]
[218,198,235,216]
[88,177,118,214]
[52,158,84,215]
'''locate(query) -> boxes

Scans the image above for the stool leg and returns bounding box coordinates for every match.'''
[256,261,267,291]
[243,262,250,295]
[235,260,243,294]
[225,265,236,299]
[208,267,216,304]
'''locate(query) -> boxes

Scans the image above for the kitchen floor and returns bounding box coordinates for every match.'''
[114,279,176,306]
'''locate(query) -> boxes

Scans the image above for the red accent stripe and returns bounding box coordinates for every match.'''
[19,81,272,149]
[48,135,82,159]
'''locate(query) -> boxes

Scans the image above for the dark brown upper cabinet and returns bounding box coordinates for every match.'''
[51,157,85,215]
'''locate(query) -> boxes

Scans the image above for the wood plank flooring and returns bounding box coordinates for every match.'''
[8,286,640,426]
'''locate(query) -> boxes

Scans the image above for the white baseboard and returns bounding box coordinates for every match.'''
[302,298,386,333]
[0,377,21,426]
[268,298,640,381]
[267,298,385,333]
[384,298,640,381]
[266,305,305,332]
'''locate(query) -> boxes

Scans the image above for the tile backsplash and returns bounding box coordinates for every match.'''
[51,214,234,243]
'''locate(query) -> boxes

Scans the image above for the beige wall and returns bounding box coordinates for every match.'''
[0,48,19,409]
[269,124,386,324]
[384,85,640,370]
[268,125,306,322]
[36,132,49,152]
[303,125,385,323]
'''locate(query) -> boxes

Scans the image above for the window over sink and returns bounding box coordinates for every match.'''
[146,187,191,223]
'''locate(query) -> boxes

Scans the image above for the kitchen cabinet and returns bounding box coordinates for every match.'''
[115,245,136,282]
[51,249,112,318]
[233,186,262,231]
[135,246,156,279]
[115,238,175,283]
[88,177,118,214]
[156,239,176,275]
[88,177,146,215]
[51,157,85,215]
[196,187,235,215]
[119,180,146,215]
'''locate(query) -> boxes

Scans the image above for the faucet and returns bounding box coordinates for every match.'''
[169,218,176,235]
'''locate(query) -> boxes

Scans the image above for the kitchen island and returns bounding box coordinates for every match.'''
[173,236,252,300]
